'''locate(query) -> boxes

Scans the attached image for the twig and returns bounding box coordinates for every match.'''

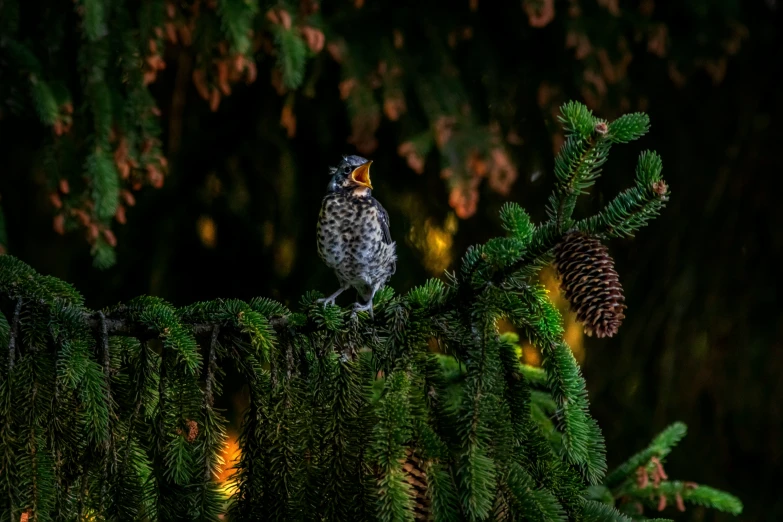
[97,311,116,509]
[157,349,168,452]
[7,298,22,371]
[4,244,551,355]
[84,313,290,339]
[204,325,219,409]
[122,340,148,472]
[204,326,219,481]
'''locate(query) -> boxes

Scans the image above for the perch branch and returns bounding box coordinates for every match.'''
[83,312,290,339]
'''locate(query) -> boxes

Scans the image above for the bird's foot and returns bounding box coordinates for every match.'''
[317,286,349,307]
[351,301,374,320]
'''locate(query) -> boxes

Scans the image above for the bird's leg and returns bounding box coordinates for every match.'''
[351,299,374,319]
[351,282,379,319]
[318,284,350,306]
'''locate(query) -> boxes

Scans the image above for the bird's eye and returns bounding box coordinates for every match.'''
[343,166,352,174]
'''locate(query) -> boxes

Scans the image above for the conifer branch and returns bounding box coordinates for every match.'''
[203,325,219,483]
[0,101,744,520]
[604,422,687,489]
[97,311,113,512]
[7,298,21,372]
[83,309,291,339]
[205,327,219,410]
[122,339,147,470]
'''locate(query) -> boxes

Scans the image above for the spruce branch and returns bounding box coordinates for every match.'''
[7,299,21,372]
[622,482,742,517]
[504,462,567,522]
[80,0,108,41]
[201,324,227,490]
[604,422,687,490]
[546,102,653,234]
[204,327,219,418]
[581,499,671,522]
[29,78,59,126]
[96,311,115,512]
[274,25,308,90]
[218,0,259,55]
[454,324,499,520]
[0,101,743,521]
[578,151,668,239]
[604,422,743,518]
[97,312,114,453]
[547,108,612,231]
[370,370,415,521]
[559,101,599,138]
[606,113,651,144]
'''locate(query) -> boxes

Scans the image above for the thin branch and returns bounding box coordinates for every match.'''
[97,313,113,425]
[204,325,219,482]
[157,349,168,452]
[97,311,116,510]
[84,313,289,339]
[4,234,555,353]
[7,298,22,371]
[122,340,148,473]
[204,325,219,409]
[555,135,597,232]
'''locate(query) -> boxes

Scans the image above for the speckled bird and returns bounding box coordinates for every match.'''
[316,155,396,317]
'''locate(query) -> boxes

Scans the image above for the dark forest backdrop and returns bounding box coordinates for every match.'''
[1,1,781,520]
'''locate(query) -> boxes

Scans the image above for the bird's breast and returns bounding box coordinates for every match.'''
[317,195,389,274]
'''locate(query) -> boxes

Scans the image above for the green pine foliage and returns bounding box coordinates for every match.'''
[578,151,668,240]
[29,78,60,127]
[87,148,120,222]
[0,103,742,521]
[0,0,753,278]
[218,0,259,55]
[275,25,309,90]
[371,370,415,521]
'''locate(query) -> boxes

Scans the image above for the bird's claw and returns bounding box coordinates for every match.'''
[317,286,349,308]
[351,301,374,320]
[317,297,336,307]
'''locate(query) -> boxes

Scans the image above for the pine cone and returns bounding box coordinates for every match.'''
[553,232,626,338]
[401,447,431,520]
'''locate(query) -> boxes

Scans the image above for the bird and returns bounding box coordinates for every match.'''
[316,155,396,318]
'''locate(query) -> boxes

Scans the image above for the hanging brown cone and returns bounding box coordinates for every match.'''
[553,231,626,338]
[401,447,431,520]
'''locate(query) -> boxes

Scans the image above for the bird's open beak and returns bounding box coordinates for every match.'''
[351,161,373,189]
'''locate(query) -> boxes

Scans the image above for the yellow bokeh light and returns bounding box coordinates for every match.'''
[407,212,458,275]
[496,317,515,334]
[521,341,542,367]
[538,265,584,362]
[197,215,217,248]
[565,318,585,363]
[216,430,241,499]
[398,191,459,276]
[274,237,296,278]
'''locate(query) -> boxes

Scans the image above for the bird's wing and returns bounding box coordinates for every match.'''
[372,197,393,245]
[372,197,396,275]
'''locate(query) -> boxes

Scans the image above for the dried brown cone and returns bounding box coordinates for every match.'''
[553,231,626,338]
[401,447,431,520]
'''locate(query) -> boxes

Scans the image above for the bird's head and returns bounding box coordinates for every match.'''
[327,155,373,196]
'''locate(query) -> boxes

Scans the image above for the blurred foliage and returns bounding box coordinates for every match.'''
[1,0,781,520]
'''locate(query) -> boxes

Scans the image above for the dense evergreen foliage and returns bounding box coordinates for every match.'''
[1,103,741,520]
[0,0,748,267]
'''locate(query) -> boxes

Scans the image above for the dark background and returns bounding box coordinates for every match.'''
[1,1,781,520]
